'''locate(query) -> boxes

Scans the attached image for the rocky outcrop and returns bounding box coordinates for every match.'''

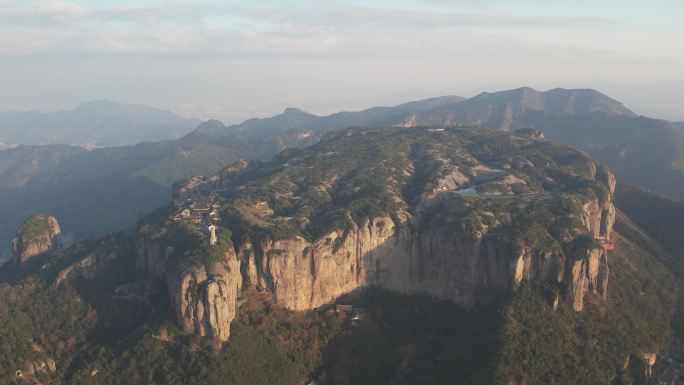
[514,128,545,141]
[135,223,241,342]
[167,254,240,341]
[567,246,608,311]
[12,214,61,266]
[238,242,261,290]
[598,165,617,239]
[54,249,118,287]
[573,165,616,243]
[15,357,57,383]
[625,352,658,384]
[31,358,57,374]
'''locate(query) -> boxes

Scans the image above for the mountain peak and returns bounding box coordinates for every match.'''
[394,95,466,110]
[196,119,226,132]
[467,87,634,117]
[0,100,199,147]
[282,107,311,116]
[512,86,538,94]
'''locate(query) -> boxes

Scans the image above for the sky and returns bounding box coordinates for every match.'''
[1,0,683,122]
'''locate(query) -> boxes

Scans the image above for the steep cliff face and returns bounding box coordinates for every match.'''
[135,221,241,341]
[12,214,61,266]
[238,242,260,289]
[566,246,608,311]
[237,195,613,312]
[167,256,240,341]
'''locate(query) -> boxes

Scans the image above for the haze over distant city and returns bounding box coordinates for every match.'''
[1,0,683,122]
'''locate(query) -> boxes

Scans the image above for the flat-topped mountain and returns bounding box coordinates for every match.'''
[471,87,635,116]
[0,100,199,147]
[138,126,617,341]
[393,87,635,129]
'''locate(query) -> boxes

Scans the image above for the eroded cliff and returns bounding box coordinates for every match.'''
[136,221,241,341]
[167,257,240,341]
[235,195,613,312]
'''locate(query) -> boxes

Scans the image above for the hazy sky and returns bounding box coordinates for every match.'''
[1,0,683,122]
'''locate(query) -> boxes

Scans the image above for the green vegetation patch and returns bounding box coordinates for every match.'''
[492,234,681,385]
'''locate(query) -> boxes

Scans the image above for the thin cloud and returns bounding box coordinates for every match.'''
[226,3,613,29]
[0,1,617,57]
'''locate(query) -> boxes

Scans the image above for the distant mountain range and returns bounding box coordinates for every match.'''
[0,100,200,147]
[202,87,684,199]
[2,87,684,261]
[201,88,631,137]
[197,95,467,138]
[394,87,635,128]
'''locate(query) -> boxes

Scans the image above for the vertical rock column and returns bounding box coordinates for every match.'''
[169,251,240,342]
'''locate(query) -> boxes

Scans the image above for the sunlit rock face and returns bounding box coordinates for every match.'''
[168,256,240,341]
[136,223,241,342]
[234,193,612,313]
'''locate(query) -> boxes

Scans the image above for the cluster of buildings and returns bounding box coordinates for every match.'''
[327,303,366,326]
[172,192,221,245]
[173,192,220,224]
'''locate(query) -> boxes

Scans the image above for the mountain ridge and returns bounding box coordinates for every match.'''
[196,95,467,138]
[0,100,200,147]
[198,88,633,138]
